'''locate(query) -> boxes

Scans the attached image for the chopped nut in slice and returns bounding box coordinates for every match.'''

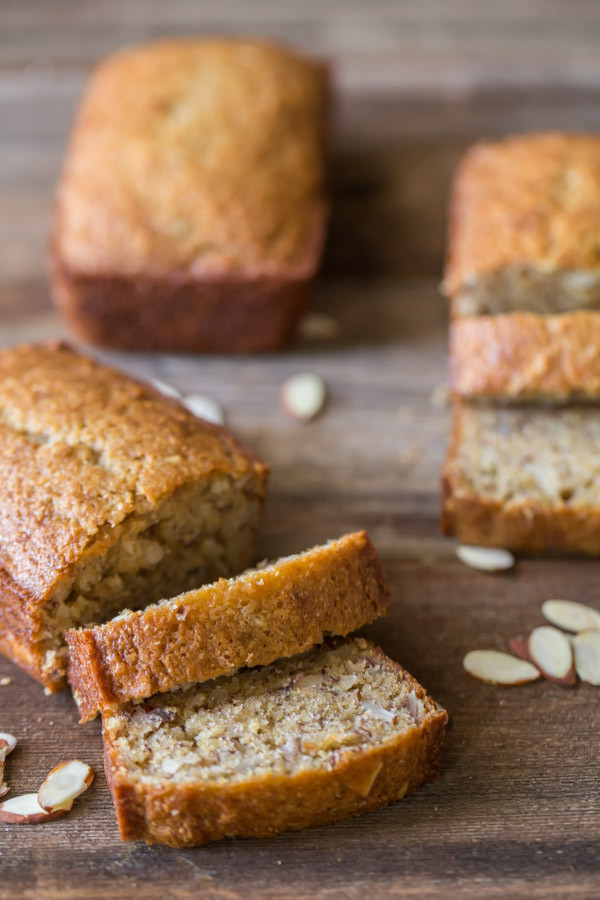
[182,394,225,426]
[456,546,515,573]
[361,700,397,723]
[463,650,540,685]
[542,599,600,634]
[528,626,576,687]
[0,793,70,824]
[280,372,326,421]
[38,760,94,813]
[573,631,600,686]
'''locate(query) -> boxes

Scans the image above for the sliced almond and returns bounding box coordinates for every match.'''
[38,760,94,812]
[0,792,70,824]
[463,650,540,685]
[528,626,576,687]
[542,599,600,634]
[182,394,225,426]
[297,313,340,342]
[573,631,600,686]
[508,636,531,662]
[150,378,181,399]
[456,546,515,572]
[280,372,326,422]
[0,733,17,756]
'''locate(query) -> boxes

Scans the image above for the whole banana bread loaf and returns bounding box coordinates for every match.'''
[0,342,267,691]
[50,38,329,353]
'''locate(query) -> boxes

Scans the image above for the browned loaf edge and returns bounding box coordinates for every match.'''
[102,649,447,847]
[441,403,600,554]
[0,341,268,691]
[50,39,330,353]
[66,531,392,722]
[450,311,600,401]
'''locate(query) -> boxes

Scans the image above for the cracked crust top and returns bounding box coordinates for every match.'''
[0,341,266,602]
[53,38,328,281]
[444,132,600,298]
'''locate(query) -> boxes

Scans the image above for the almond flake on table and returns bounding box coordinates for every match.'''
[182,394,225,426]
[280,372,327,421]
[463,650,540,686]
[456,545,515,572]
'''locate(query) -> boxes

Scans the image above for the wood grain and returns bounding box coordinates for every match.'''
[1,2,599,898]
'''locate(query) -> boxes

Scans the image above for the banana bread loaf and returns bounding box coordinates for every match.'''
[50,38,329,353]
[103,637,447,847]
[450,311,600,401]
[443,401,600,553]
[444,133,600,317]
[67,531,392,722]
[0,342,267,691]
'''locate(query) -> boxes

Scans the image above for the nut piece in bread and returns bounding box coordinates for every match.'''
[102,638,447,847]
[50,38,329,353]
[67,531,392,722]
[444,133,600,316]
[0,342,267,691]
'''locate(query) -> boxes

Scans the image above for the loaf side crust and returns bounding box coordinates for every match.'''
[67,531,392,721]
[0,342,268,689]
[103,645,447,847]
[444,132,600,302]
[450,311,600,401]
[442,403,600,554]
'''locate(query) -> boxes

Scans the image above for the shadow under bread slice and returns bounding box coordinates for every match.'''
[67,531,391,722]
[102,637,447,847]
[443,402,600,554]
[0,341,267,692]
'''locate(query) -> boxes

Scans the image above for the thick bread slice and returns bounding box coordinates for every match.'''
[67,531,391,722]
[0,341,267,691]
[103,637,447,847]
[444,133,600,316]
[450,311,600,401]
[443,402,600,554]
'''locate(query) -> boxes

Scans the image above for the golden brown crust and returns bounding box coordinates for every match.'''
[441,403,600,554]
[450,311,600,401]
[102,644,447,847]
[444,132,600,300]
[0,342,267,690]
[50,38,329,352]
[67,532,392,722]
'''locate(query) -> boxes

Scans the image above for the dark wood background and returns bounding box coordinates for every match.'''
[1,2,600,897]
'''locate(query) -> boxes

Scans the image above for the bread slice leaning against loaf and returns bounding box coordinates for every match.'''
[443,401,600,554]
[103,637,447,847]
[67,531,392,722]
[0,341,267,692]
[450,311,600,402]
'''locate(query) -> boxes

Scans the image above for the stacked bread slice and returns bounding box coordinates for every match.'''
[442,133,600,554]
[0,342,446,845]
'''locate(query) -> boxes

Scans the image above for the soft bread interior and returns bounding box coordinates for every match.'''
[453,266,600,316]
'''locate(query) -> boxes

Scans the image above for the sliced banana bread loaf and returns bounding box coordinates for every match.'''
[450,311,600,401]
[443,402,600,553]
[0,342,267,691]
[444,133,600,317]
[66,531,392,722]
[103,637,447,847]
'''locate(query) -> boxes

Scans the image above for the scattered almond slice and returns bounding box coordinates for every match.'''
[508,636,531,662]
[182,394,225,426]
[280,372,326,421]
[0,733,16,756]
[573,631,600,686]
[0,793,70,824]
[150,378,181,399]
[456,545,515,572]
[541,599,600,634]
[38,760,94,813]
[528,626,576,687]
[463,650,540,685]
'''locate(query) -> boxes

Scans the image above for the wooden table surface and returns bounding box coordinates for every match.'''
[1,2,600,898]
